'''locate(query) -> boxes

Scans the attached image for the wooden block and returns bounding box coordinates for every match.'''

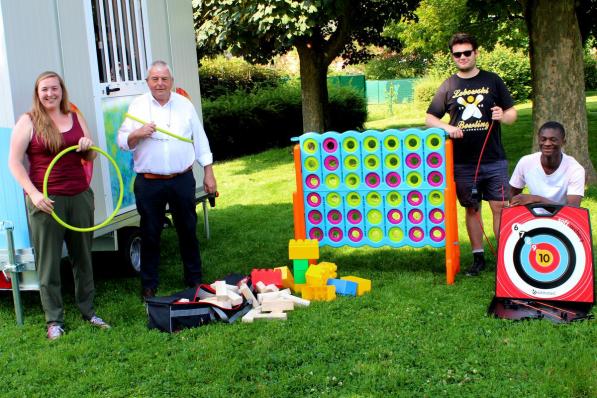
[280,291,310,307]
[253,312,287,321]
[239,283,258,306]
[209,282,239,293]
[261,299,294,313]
[213,280,228,300]
[225,284,240,293]
[241,308,260,323]
[257,288,291,303]
[255,281,268,293]
[226,290,243,306]
[264,284,279,293]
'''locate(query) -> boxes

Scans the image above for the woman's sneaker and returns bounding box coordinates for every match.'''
[88,315,111,329]
[47,324,64,340]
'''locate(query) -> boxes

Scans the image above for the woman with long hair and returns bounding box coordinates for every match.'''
[8,71,110,340]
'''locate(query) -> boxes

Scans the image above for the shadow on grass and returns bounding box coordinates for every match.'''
[226,146,295,176]
[191,202,458,283]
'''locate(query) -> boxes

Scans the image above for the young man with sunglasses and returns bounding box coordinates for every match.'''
[426,33,517,276]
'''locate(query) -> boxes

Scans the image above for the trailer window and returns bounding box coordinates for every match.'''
[92,0,148,83]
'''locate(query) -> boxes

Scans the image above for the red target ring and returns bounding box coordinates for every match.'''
[528,242,560,274]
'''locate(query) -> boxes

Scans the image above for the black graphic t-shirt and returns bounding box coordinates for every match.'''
[427,70,514,164]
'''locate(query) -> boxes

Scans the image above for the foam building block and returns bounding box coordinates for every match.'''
[305,265,331,287]
[251,268,282,288]
[305,262,337,287]
[302,285,336,301]
[327,278,358,296]
[317,262,338,278]
[293,283,305,294]
[274,266,295,290]
[293,259,309,284]
[340,276,371,296]
[289,239,319,260]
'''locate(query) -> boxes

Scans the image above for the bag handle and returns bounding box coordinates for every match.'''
[525,203,563,217]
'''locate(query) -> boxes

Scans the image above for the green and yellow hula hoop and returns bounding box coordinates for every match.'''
[43,145,124,232]
[124,113,193,143]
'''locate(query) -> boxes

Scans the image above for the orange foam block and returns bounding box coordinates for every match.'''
[340,276,371,296]
[274,266,295,290]
[288,239,319,260]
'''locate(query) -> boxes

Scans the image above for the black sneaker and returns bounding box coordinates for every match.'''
[465,253,486,276]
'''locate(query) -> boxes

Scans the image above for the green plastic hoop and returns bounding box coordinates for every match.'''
[125,113,193,143]
[43,145,124,232]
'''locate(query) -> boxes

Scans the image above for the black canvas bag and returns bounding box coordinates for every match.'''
[145,284,252,333]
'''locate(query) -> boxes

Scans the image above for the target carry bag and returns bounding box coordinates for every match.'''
[145,284,252,333]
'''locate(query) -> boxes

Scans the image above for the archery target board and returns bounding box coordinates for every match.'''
[496,205,594,303]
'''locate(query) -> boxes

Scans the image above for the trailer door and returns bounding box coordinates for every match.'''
[87,0,151,214]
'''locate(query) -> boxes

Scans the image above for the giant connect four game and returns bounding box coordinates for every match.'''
[292,129,461,284]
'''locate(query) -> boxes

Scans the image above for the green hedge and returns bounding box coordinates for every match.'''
[203,84,367,160]
[413,77,444,105]
[364,54,428,79]
[199,56,284,100]
[585,51,597,90]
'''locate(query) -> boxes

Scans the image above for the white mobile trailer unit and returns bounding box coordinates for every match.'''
[0,0,208,290]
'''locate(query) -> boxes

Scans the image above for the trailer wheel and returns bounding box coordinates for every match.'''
[118,227,142,274]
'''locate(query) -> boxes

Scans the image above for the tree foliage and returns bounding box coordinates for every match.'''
[193,0,419,132]
[386,0,528,58]
[194,0,418,65]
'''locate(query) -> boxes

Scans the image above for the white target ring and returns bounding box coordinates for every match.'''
[502,218,586,299]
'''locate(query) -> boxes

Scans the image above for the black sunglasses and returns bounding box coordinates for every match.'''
[452,50,473,58]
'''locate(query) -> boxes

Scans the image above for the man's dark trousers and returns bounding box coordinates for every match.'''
[134,170,202,290]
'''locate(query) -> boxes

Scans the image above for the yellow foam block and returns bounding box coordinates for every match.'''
[340,276,371,296]
[301,285,336,301]
[292,283,305,294]
[274,266,295,290]
[316,262,338,278]
[289,239,319,260]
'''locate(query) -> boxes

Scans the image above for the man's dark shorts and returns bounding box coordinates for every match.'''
[454,160,509,208]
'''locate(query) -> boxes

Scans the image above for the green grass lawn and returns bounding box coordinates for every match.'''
[0,97,596,397]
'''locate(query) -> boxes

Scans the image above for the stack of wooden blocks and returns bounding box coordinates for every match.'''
[241,281,310,323]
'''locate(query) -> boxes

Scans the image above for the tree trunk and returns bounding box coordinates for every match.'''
[523,0,597,183]
[297,43,330,133]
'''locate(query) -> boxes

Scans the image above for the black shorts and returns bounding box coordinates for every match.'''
[454,160,509,208]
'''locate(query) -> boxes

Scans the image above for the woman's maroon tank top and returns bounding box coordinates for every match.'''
[27,112,89,196]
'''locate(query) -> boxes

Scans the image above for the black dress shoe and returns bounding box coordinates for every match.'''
[142,287,156,300]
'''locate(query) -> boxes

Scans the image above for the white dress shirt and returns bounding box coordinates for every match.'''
[118,92,213,174]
